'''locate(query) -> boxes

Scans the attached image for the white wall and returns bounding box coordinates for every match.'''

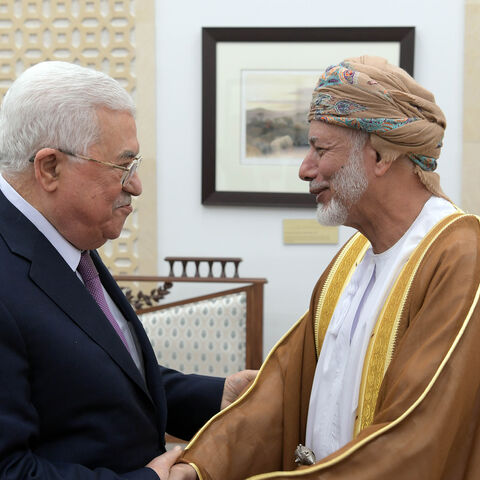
[154,0,464,355]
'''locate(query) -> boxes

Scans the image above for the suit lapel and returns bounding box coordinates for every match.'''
[0,191,153,402]
[94,252,166,416]
[31,241,152,399]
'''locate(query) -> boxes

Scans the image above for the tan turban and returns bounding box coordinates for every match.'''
[308,55,447,199]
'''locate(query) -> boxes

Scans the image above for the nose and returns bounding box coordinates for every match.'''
[299,148,318,182]
[123,172,142,196]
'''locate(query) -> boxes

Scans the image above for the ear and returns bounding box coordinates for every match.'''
[372,151,394,177]
[32,148,63,192]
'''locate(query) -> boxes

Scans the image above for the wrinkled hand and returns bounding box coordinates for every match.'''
[221,369,258,409]
[169,463,198,480]
[146,446,183,479]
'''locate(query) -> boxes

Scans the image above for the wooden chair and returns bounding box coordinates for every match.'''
[116,257,266,444]
[115,257,266,375]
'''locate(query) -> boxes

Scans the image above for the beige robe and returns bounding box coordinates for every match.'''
[181,213,480,480]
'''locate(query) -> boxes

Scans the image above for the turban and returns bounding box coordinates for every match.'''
[308,56,447,199]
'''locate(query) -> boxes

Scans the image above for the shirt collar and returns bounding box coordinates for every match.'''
[0,173,81,271]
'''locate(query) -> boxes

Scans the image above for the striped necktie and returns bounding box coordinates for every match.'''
[77,250,131,354]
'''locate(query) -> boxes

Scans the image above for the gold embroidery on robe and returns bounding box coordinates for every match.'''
[314,233,369,358]
[355,213,464,435]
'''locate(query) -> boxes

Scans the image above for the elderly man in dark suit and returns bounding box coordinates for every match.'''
[0,61,254,480]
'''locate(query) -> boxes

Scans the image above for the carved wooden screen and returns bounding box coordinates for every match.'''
[463,0,480,214]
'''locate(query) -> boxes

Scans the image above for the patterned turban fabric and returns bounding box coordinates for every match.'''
[308,55,447,199]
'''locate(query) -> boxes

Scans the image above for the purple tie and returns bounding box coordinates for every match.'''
[77,251,131,353]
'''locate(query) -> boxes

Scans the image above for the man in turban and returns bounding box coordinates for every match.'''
[172,56,480,479]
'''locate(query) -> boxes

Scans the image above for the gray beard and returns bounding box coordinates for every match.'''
[316,147,368,227]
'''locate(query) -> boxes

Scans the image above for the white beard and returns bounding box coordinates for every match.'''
[316,196,350,227]
[316,144,368,227]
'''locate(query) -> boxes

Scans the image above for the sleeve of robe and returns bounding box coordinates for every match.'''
[181,215,480,480]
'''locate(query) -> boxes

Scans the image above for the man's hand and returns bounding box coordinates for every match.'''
[146,446,183,479]
[221,369,258,409]
[169,463,198,480]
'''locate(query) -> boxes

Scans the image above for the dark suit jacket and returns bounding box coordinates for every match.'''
[0,190,224,479]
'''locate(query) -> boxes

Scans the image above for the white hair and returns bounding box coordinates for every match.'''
[316,128,369,226]
[0,61,136,174]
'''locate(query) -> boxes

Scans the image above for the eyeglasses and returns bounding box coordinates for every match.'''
[29,148,142,187]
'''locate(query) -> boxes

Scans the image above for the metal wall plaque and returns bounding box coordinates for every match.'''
[283,219,338,245]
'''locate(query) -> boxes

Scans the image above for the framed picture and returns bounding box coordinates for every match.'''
[202,27,415,207]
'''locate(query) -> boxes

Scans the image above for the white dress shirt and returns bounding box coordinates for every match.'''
[305,196,457,460]
[0,174,144,374]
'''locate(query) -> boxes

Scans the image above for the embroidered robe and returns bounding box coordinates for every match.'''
[182,213,480,480]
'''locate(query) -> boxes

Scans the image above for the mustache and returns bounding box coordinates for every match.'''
[309,180,329,193]
[113,194,132,209]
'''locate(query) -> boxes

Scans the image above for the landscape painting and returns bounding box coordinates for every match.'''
[241,70,321,166]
